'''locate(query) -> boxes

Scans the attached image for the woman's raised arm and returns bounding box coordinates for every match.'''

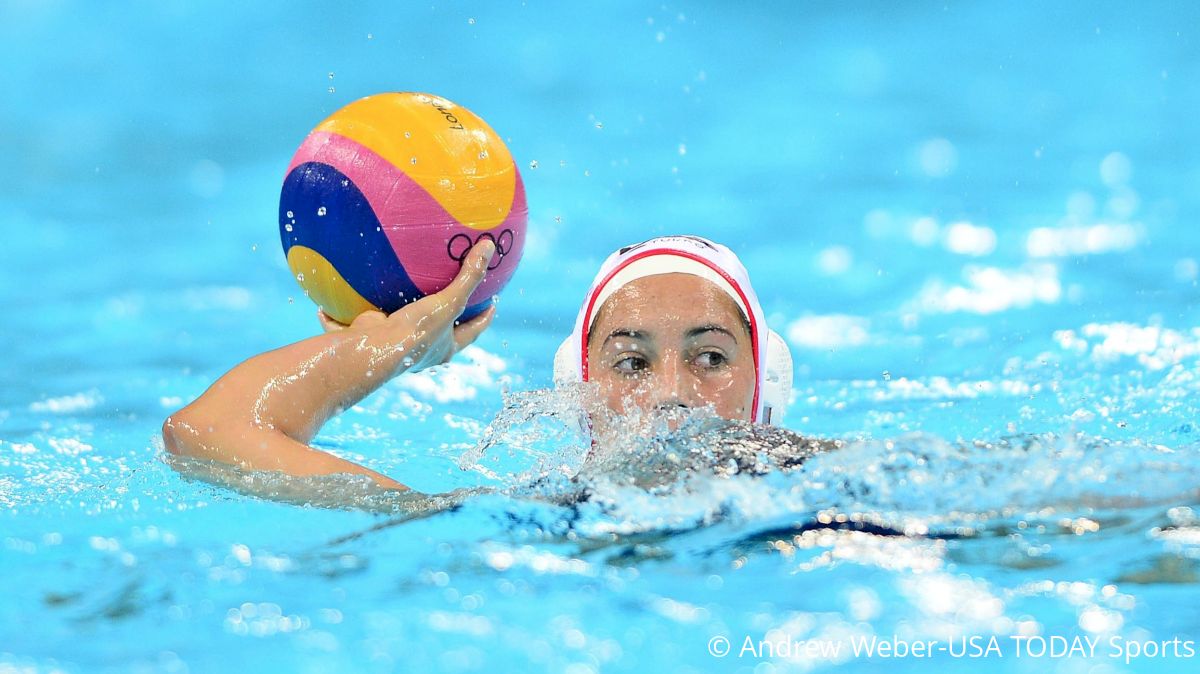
[161,240,497,492]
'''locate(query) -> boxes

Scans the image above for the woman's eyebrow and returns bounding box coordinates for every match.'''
[603,328,651,345]
[686,325,737,342]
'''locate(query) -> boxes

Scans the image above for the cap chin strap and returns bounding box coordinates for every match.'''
[552,329,793,426]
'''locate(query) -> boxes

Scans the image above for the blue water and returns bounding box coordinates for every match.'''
[3,2,1200,672]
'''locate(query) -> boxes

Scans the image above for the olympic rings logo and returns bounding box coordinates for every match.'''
[447,229,515,270]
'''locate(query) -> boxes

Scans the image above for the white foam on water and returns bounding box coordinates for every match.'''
[908,264,1061,314]
[917,137,958,178]
[942,221,996,256]
[399,346,511,403]
[1053,323,1200,371]
[817,245,853,275]
[1099,151,1132,187]
[1026,223,1139,257]
[868,376,1031,401]
[793,529,946,574]
[785,314,871,349]
[909,216,940,247]
[29,391,102,414]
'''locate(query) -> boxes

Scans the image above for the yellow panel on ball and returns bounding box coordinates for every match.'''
[314,92,517,230]
[286,245,377,324]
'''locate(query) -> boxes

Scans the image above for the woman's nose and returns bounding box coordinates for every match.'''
[648,357,695,410]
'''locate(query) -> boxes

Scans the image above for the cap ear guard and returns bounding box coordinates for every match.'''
[551,330,794,426]
[760,329,793,425]
[553,336,579,386]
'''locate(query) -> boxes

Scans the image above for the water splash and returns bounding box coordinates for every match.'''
[450,386,1200,555]
[456,384,593,485]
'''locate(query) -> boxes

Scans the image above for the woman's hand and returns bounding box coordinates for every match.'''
[373,238,498,372]
[316,239,498,373]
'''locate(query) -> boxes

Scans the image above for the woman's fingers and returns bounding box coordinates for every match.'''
[438,239,496,315]
[451,303,497,353]
[317,308,348,332]
[369,239,498,370]
[349,310,387,330]
[320,308,388,333]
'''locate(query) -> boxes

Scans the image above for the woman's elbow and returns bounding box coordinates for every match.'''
[162,406,209,458]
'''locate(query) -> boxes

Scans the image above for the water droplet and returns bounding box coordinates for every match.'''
[341,179,349,187]
[478,150,488,160]
[410,157,417,165]
[250,244,258,251]
[328,72,335,79]
[467,17,476,24]
[328,86,336,93]
[554,215,562,223]
[594,122,604,129]
[367,33,373,39]
[559,159,567,167]
[296,272,305,282]
[882,370,892,381]
[286,210,294,218]
[284,224,293,232]
[404,131,411,139]
[583,169,591,177]
[365,369,374,378]
[678,143,687,156]
[317,206,327,216]
[529,160,539,169]
[288,297,294,303]
[402,356,414,367]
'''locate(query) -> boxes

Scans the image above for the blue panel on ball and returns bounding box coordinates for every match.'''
[460,298,493,322]
[280,162,423,312]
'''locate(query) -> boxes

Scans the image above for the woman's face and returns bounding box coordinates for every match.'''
[586,273,756,431]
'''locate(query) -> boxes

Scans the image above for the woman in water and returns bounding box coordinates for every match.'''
[162,235,823,499]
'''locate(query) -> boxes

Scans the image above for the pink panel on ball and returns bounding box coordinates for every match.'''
[287,131,527,299]
[459,168,526,306]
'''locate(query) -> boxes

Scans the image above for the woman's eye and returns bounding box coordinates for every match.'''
[614,356,649,375]
[694,351,727,369]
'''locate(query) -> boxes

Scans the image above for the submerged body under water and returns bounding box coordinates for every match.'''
[7,363,1200,673]
[172,384,1200,577]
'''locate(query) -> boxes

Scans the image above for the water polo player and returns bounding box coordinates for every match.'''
[162,235,822,496]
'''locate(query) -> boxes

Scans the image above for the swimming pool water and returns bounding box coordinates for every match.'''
[3,2,1200,672]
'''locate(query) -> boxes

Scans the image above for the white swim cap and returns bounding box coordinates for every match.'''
[553,235,793,425]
